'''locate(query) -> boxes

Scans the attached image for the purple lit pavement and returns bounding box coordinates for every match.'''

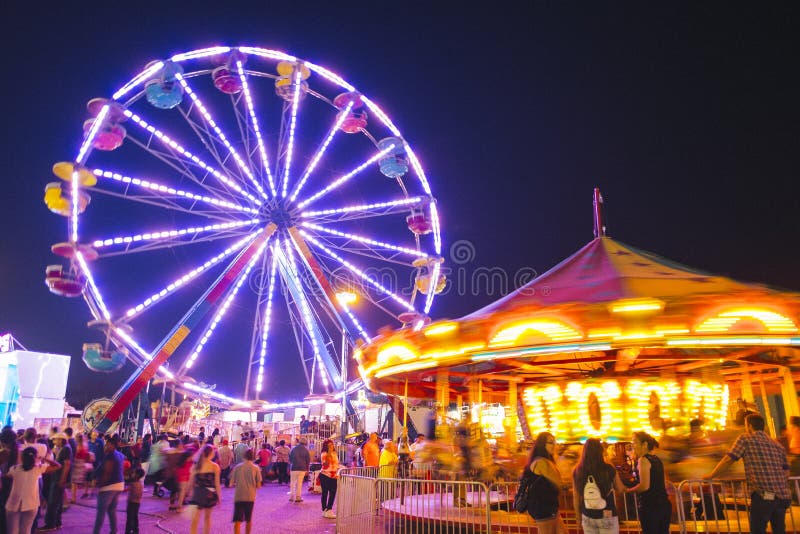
[56,482,336,533]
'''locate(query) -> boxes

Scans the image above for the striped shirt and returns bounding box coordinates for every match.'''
[727,430,790,499]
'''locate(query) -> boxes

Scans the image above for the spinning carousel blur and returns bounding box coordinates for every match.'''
[353,190,800,530]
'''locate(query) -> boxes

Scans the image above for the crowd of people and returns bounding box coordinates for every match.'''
[0,422,346,534]
[514,413,797,534]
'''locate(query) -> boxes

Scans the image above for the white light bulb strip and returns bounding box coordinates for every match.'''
[297,145,395,209]
[124,232,259,319]
[113,61,165,101]
[424,260,440,314]
[280,66,304,199]
[92,219,259,249]
[301,197,423,218]
[256,253,279,392]
[300,221,427,258]
[170,47,231,63]
[289,101,353,202]
[237,47,296,63]
[341,302,372,343]
[70,170,81,244]
[76,250,112,321]
[236,60,277,198]
[124,110,262,206]
[302,60,356,91]
[76,104,109,165]
[184,236,271,370]
[299,230,415,311]
[281,239,329,388]
[182,381,249,407]
[93,168,257,214]
[174,72,269,202]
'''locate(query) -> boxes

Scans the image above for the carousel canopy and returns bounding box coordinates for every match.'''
[356,235,800,398]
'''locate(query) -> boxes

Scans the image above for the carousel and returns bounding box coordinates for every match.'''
[353,190,800,531]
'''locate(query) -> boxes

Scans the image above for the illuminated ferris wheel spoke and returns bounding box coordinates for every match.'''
[299,196,429,223]
[120,232,260,322]
[296,144,397,209]
[288,101,353,203]
[174,73,269,202]
[124,110,262,206]
[274,240,336,391]
[299,229,415,311]
[89,219,260,252]
[300,221,428,259]
[179,234,271,373]
[253,252,279,396]
[279,66,304,199]
[91,168,258,215]
[235,61,277,198]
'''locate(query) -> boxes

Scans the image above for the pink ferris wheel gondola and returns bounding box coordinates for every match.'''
[48,45,445,427]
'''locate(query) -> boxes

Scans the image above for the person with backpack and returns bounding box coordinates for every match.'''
[572,438,625,533]
[524,432,566,534]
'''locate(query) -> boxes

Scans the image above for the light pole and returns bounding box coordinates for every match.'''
[336,291,358,444]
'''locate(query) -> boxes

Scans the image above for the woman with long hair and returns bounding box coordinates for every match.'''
[524,432,566,534]
[624,432,671,534]
[188,444,222,534]
[6,446,61,534]
[319,439,339,519]
[572,438,625,533]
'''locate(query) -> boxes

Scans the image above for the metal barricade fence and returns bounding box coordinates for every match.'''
[338,472,800,533]
[675,477,800,534]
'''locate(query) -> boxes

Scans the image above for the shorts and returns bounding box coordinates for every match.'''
[232,501,254,522]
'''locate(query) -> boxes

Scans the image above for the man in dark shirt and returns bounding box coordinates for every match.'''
[42,432,72,530]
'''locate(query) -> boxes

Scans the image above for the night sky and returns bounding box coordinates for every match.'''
[1,3,798,408]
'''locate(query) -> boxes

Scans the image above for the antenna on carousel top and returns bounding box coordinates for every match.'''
[593,187,606,238]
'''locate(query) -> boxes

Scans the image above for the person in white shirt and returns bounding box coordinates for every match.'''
[7,447,61,534]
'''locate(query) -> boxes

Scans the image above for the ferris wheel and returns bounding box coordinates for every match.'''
[45,46,444,413]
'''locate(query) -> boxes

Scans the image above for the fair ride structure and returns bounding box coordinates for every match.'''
[356,190,800,450]
[44,45,445,438]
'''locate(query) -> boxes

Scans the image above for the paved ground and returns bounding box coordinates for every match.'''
[55,481,337,533]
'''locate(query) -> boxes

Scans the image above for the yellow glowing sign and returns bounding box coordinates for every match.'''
[490,319,582,347]
[521,379,727,439]
[696,307,798,334]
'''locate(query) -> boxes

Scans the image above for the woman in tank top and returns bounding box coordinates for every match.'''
[525,432,566,534]
[624,432,671,534]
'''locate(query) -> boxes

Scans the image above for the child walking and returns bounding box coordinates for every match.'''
[125,467,145,534]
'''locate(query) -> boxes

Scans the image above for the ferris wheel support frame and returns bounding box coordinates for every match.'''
[92,223,277,434]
